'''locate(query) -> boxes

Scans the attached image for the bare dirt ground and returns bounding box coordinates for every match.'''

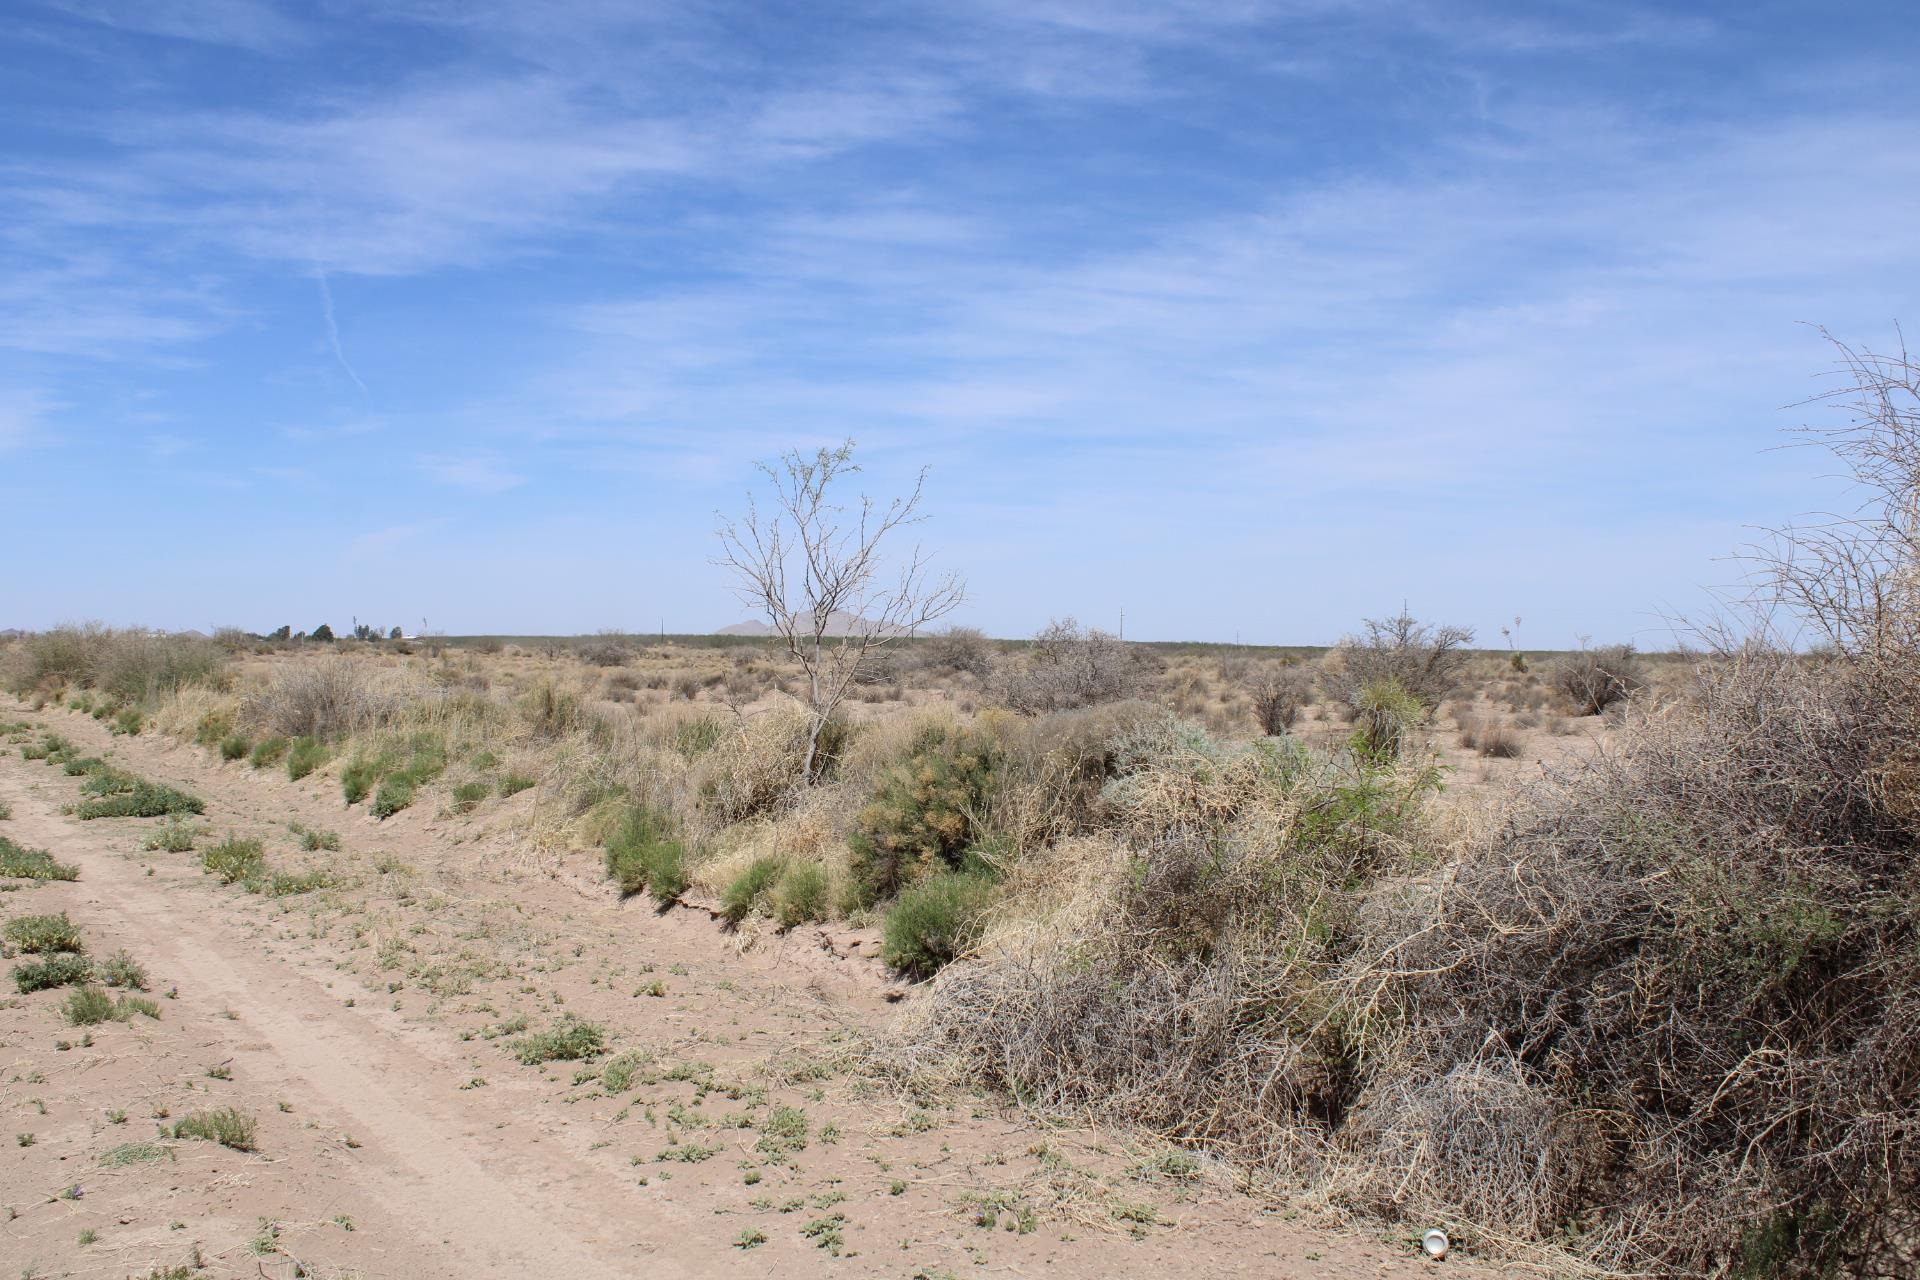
[1,700,1512,1280]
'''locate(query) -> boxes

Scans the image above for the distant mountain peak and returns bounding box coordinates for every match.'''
[715,609,907,638]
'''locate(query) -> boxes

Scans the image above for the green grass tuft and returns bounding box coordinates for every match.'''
[171,1107,256,1151]
[881,871,996,980]
[603,804,688,904]
[248,736,289,769]
[773,863,831,928]
[219,734,251,761]
[371,772,416,818]
[286,736,326,781]
[63,985,116,1024]
[722,857,787,925]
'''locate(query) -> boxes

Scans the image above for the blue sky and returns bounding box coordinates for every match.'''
[3,1,1916,644]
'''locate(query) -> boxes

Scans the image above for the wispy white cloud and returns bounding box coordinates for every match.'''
[37,0,309,53]
[420,454,526,493]
[0,390,62,451]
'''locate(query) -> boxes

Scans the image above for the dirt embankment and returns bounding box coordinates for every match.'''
[1,702,1507,1279]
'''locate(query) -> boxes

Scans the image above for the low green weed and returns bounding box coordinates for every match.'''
[510,1015,608,1065]
[3,912,83,954]
[0,836,77,881]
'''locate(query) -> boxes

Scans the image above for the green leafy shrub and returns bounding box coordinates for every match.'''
[202,838,265,885]
[773,864,831,928]
[721,857,786,924]
[248,736,289,769]
[171,1107,256,1151]
[286,736,326,781]
[346,736,446,816]
[881,872,996,979]
[603,804,688,904]
[0,836,78,881]
[13,951,92,992]
[849,723,1001,905]
[449,781,489,814]
[510,1015,608,1065]
[219,734,250,761]
[3,912,83,954]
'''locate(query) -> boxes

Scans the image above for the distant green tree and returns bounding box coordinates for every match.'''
[311,624,335,642]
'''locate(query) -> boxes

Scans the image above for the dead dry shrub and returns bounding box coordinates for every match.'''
[902,337,1920,1278]
[242,656,414,740]
[1549,643,1646,716]
[1337,650,1920,1275]
[1475,720,1523,758]
[923,625,995,678]
[577,638,631,667]
[993,618,1143,714]
[2,625,227,703]
[1247,665,1313,735]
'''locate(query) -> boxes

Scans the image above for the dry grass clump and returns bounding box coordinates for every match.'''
[900,713,1441,1172]
[692,704,847,824]
[1455,713,1524,759]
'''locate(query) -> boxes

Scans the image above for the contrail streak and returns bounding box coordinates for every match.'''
[313,260,368,397]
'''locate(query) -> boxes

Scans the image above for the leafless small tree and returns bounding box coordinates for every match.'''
[1326,607,1474,708]
[716,441,964,784]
